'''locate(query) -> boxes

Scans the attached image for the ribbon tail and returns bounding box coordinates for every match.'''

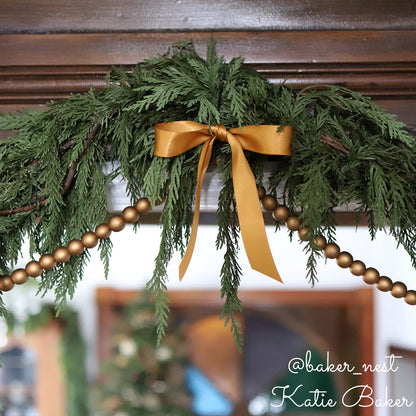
[179,138,215,280]
[227,135,283,283]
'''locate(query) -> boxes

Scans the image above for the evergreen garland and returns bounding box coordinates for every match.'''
[0,39,415,347]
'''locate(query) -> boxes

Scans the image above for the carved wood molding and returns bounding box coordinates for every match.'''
[1,31,416,128]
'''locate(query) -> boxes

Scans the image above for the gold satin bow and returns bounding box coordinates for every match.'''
[154,121,293,282]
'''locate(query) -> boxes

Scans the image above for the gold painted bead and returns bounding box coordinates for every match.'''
[11,269,28,285]
[262,195,278,211]
[135,198,152,214]
[53,247,71,263]
[81,232,98,249]
[108,215,125,232]
[39,254,56,271]
[336,252,353,268]
[404,290,416,306]
[350,260,366,276]
[257,186,266,200]
[67,239,85,255]
[298,227,309,240]
[272,205,290,223]
[25,261,43,278]
[377,276,393,292]
[286,215,300,231]
[314,235,327,250]
[95,224,111,240]
[0,276,14,292]
[391,282,407,298]
[324,243,340,259]
[122,206,140,223]
[363,267,380,284]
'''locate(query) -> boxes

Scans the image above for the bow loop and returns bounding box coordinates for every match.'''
[154,121,293,282]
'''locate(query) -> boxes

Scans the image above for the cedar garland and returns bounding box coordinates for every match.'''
[0,39,415,346]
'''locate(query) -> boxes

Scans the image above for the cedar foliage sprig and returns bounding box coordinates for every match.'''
[0,39,415,348]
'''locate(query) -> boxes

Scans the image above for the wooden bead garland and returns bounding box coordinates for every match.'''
[53,247,71,263]
[95,224,112,240]
[1,198,415,307]
[268,203,415,306]
[0,276,14,292]
[298,227,309,240]
[0,198,153,293]
[336,252,353,268]
[108,215,125,232]
[11,269,28,285]
[350,260,366,276]
[67,239,85,256]
[286,215,300,231]
[324,243,340,259]
[39,254,56,270]
[257,186,266,200]
[377,276,393,292]
[262,195,278,211]
[405,290,416,305]
[363,268,380,285]
[314,235,327,250]
[25,261,43,277]
[122,206,140,223]
[81,232,98,249]
[391,282,407,298]
[273,205,290,223]
[135,198,151,214]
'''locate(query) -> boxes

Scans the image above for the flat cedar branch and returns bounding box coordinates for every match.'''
[0,39,415,347]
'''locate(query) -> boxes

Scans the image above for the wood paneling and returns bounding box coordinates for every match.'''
[1,0,415,33]
[1,31,416,128]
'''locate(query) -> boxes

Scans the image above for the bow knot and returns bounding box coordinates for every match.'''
[154,120,293,282]
[211,124,230,142]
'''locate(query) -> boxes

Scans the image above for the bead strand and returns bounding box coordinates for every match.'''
[266,198,416,306]
[0,197,152,293]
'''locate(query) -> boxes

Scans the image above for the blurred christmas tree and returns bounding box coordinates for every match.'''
[94,296,194,416]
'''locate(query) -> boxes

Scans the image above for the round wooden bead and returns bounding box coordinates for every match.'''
[53,247,71,263]
[67,239,85,255]
[377,276,393,292]
[0,276,14,292]
[39,254,56,270]
[11,269,28,285]
[336,252,353,268]
[350,260,366,276]
[25,261,43,278]
[391,282,407,298]
[404,290,416,306]
[314,235,327,250]
[135,198,151,214]
[324,243,340,259]
[95,223,112,240]
[286,215,300,231]
[272,205,290,223]
[262,195,277,211]
[257,186,266,200]
[108,215,125,232]
[81,232,98,249]
[122,206,140,224]
[298,227,309,240]
[363,267,380,284]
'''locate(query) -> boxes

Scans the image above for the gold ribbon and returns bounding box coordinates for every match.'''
[154,121,293,282]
